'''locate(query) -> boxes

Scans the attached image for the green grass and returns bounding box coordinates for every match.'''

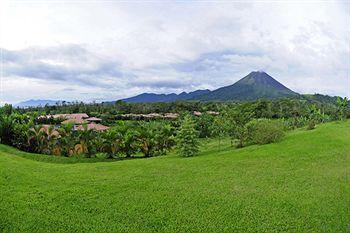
[1,122,350,232]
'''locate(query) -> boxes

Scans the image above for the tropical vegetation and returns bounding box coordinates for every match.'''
[0,94,349,160]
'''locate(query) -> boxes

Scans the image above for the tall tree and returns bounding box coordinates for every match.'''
[224,107,252,148]
[211,113,228,150]
[176,114,199,157]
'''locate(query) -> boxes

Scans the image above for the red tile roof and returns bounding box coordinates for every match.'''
[76,123,109,131]
[86,117,102,122]
[53,113,89,120]
[61,118,88,125]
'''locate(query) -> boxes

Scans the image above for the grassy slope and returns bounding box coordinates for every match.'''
[1,122,349,232]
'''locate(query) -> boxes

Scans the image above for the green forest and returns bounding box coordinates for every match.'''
[0,94,349,160]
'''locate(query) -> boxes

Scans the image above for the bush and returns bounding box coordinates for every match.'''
[307,119,316,130]
[246,119,285,145]
[282,116,308,130]
[95,152,109,159]
[73,153,87,159]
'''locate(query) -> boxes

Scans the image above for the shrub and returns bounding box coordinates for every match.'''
[282,116,308,130]
[74,153,87,159]
[246,119,285,145]
[95,152,109,159]
[307,119,316,130]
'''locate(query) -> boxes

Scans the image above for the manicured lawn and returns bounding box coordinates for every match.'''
[1,122,349,232]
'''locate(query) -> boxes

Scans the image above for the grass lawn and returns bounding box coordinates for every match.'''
[1,121,349,232]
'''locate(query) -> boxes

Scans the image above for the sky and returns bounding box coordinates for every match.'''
[1,0,350,104]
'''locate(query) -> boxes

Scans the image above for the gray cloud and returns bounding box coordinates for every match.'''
[128,76,191,89]
[1,1,349,104]
[3,45,124,88]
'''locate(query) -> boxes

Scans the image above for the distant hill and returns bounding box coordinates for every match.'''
[194,71,298,101]
[119,71,298,103]
[14,99,62,108]
[121,89,210,103]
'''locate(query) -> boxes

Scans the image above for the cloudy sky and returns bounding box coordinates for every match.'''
[1,1,349,104]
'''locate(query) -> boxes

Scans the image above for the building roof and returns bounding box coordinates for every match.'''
[164,113,179,119]
[86,117,102,122]
[76,123,110,131]
[144,113,163,118]
[206,111,219,115]
[61,118,88,125]
[53,113,89,120]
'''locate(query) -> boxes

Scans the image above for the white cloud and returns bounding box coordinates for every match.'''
[1,1,349,104]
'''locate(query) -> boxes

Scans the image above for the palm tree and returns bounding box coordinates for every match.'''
[28,125,45,153]
[102,129,123,157]
[92,133,108,155]
[136,122,158,157]
[41,125,59,155]
[153,122,174,156]
[76,124,95,156]
[57,123,76,156]
[122,130,139,158]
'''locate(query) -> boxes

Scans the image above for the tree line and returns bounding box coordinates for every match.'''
[0,96,349,158]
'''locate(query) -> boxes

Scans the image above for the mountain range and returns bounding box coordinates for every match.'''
[14,71,299,107]
[121,89,211,103]
[121,71,298,102]
[14,99,62,108]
